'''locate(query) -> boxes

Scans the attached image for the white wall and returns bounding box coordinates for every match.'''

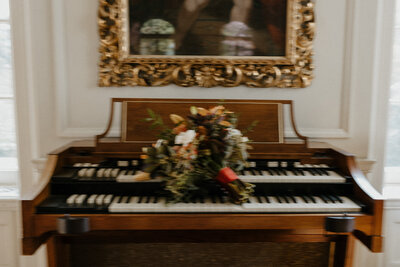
[10,0,396,266]
[23,0,378,163]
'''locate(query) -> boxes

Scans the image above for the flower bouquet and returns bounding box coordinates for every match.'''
[134,105,255,204]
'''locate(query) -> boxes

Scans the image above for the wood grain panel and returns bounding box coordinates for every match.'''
[122,100,283,143]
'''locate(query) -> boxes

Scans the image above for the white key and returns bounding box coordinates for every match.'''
[83,163,92,167]
[85,168,96,178]
[111,168,120,177]
[91,163,99,167]
[294,162,305,168]
[87,194,98,205]
[97,168,105,178]
[78,168,87,177]
[104,168,112,178]
[66,194,79,205]
[129,196,139,203]
[73,163,83,167]
[268,161,279,167]
[117,161,129,167]
[96,194,106,205]
[103,194,114,205]
[75,194,87,205]
[111,196,120,204]
[131,160,139,166]
[281,161,288,168]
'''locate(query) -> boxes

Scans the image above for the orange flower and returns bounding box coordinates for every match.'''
[219,121,232,127]
[172,124,187,134]
[140,154,148,159]
[197,126,207,135]
[170,114,185,125]
[196,107,210,116]
[210,105,225,115]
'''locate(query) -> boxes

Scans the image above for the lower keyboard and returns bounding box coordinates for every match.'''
[108,196,361,213]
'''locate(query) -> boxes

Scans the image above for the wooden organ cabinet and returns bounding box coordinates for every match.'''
[21,99,383,267]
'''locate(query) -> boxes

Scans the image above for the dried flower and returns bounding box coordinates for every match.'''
[219,121,232,127]
[142,106,255,204]
[196,107,210,116]
[170,114,185,124]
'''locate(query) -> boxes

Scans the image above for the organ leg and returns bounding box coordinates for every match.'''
[46,235,69,267]
[333,234,355,267]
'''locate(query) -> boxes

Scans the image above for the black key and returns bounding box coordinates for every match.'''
[276,195,283,203]
[250,169,257,175]
[308,195,317,203]
[320,195,330,203]
[153,196,158,203]
[291,169,298,175]
[326,195,337,203]
[320,169,329,175]
[307,169,316,175]
[240,170,246,175]
[263,195,270,203]
[267,169,274,175]
[331,195,343,203]
[145,196,151,203]
[218,195,225,203]
[199,196,205,203]
[211,195,217,203]
[256,195,263,203]
[289,195,297,203]
[313,168,323,175]
[137,196,143,203]
[256,169,263,175]
[282,195,290,203]
[297,169,305,175]
[301,195,309,203]
[191,197,197,203]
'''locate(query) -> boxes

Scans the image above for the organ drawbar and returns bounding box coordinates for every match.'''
[21,98,384,267]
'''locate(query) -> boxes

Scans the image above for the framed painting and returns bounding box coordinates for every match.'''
[98,0,315,87]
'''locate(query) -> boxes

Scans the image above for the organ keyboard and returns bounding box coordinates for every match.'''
[21,98,384,267]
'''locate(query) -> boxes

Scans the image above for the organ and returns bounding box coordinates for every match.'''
[21,98,384,267]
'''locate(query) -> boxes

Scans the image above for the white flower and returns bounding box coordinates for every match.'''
[155,139,165,148]
[175,130,196,146]
[241,136,249,143]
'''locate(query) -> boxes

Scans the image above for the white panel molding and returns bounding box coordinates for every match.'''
[339,0,356,136]
[50,0,357,140]
[10,0,42,198]
[366,0,396,192]
[52,0,70,138]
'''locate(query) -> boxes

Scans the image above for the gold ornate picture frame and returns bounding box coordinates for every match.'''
[98,0,314,88]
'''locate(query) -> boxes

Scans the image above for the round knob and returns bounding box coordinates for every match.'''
[57,215,90,234]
